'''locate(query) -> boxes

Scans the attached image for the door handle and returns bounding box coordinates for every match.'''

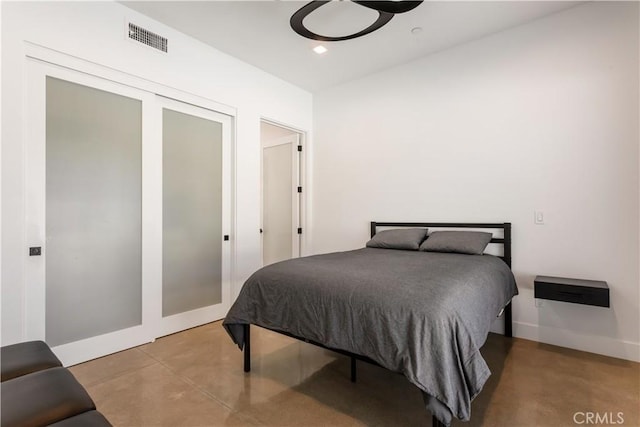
[29,247,42,256]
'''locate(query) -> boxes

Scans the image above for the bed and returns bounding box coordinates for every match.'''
[223,222,518,426]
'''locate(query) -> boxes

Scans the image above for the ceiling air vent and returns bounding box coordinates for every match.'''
[128,23,168,53]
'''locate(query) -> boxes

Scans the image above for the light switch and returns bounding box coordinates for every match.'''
[534,210,544,225]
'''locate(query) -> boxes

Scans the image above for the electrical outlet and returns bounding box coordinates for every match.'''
[534,210,544,225]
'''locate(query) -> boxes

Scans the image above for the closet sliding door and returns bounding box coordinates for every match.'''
[25,61,155,366]
[25,60,233,365]
[158,97,232,337]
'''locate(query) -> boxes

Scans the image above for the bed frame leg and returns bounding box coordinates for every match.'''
[350,357,356,382]
[243,324,251,372]
[432,415,446,427]
[504,302,512,338]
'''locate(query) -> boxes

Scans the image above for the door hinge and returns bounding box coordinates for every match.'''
[297,228,302,234]
[297,186,302,193]
[297,145,302,152]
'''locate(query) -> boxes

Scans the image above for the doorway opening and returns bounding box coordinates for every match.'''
[260,120,304,266]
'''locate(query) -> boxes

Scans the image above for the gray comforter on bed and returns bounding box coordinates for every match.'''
[223,248,518,425]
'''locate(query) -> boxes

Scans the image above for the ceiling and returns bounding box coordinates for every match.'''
[122,1,581,93]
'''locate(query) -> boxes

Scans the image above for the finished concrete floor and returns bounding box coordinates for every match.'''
[70,321,639,427]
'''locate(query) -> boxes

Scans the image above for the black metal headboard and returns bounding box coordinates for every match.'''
[370,221,512,268]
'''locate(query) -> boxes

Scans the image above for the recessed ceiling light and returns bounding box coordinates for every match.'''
[313,45,328,54]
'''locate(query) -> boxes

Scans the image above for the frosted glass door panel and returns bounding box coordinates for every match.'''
[263,144,293,265]
[45,77,142,347]
[163,109,223,317]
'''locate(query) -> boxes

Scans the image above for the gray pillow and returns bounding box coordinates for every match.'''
[419,231,492,255]
[366,228,428,251]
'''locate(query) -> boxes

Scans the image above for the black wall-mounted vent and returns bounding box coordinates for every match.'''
[128,23,168,53]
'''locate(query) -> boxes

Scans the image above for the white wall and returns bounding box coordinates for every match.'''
[313,2,639,361]
[1,1,312,345]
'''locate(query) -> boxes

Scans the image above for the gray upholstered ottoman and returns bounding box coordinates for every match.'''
[0,341,112,427]
[1,341,62,382]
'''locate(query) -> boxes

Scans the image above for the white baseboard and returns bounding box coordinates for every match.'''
[513,321,640,363]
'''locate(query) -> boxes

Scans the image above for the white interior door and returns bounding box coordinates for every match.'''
[25,60,155,366]
[158,96,232,337]
[262,135,300,265]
